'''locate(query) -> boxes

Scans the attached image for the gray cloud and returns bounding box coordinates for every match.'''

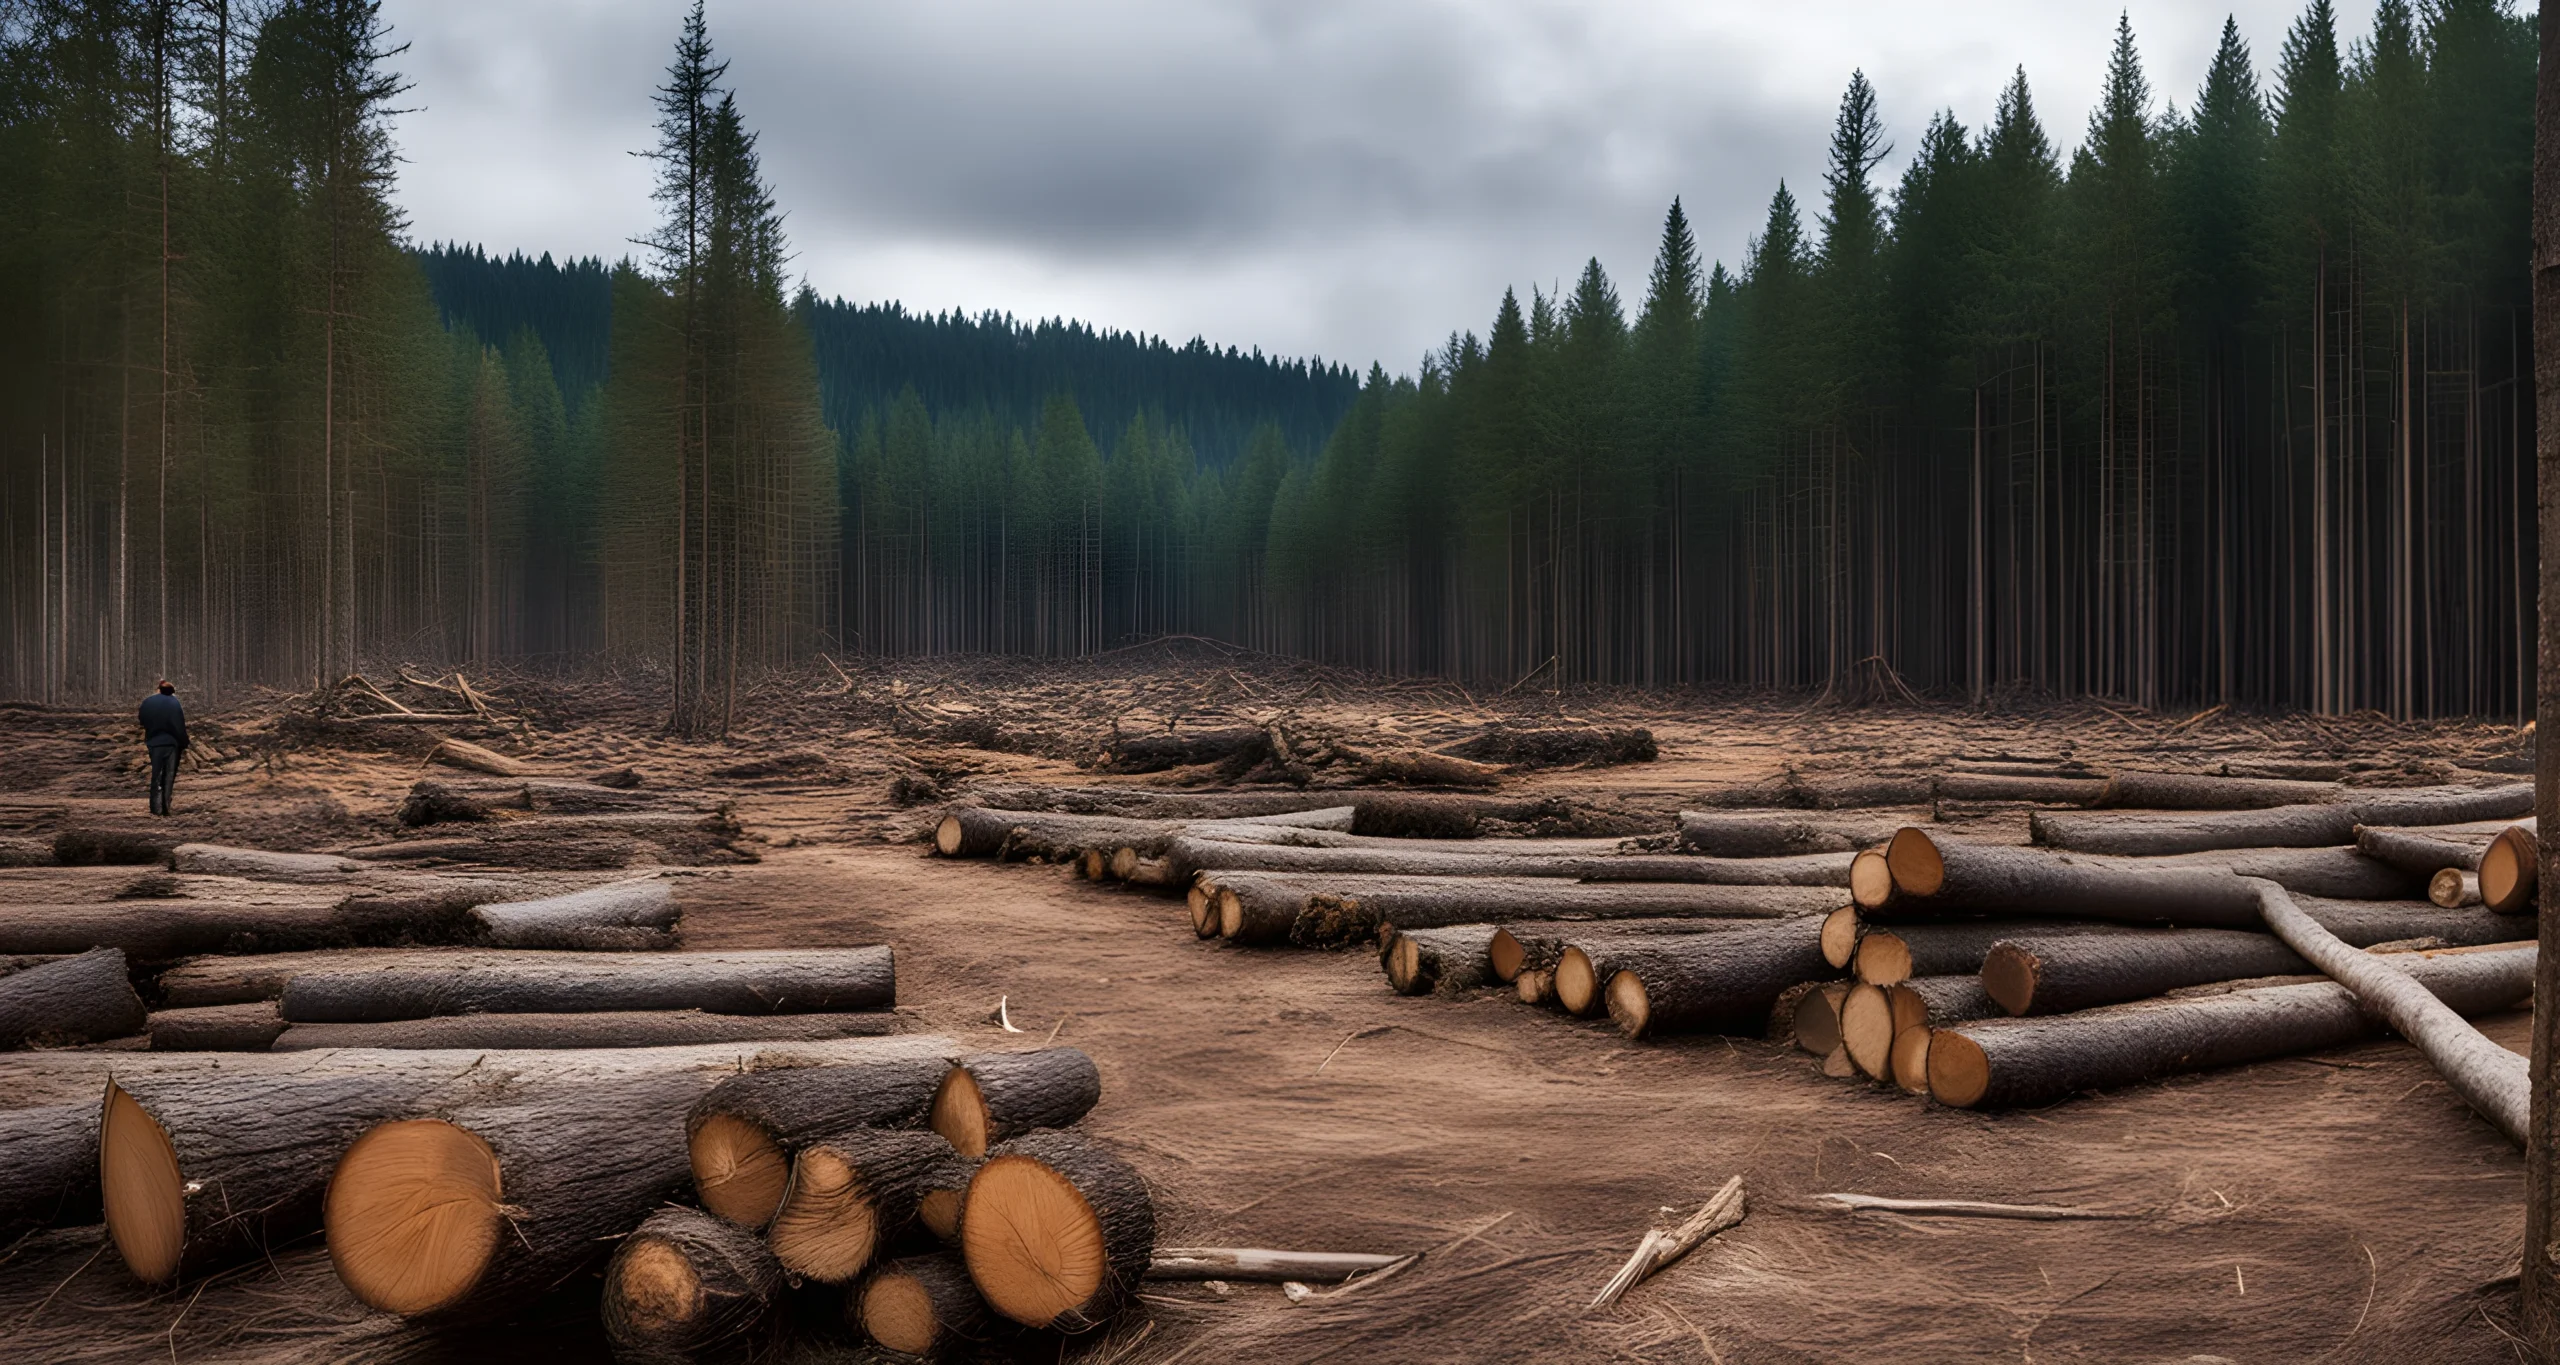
[385,0,2383,373]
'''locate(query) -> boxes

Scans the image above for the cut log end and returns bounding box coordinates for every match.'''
[1215,888,1245,940]
[1853,931,1913,986]
[602,1205,784,1361]
[1849,850,1895,910]
[1791,983,1850,1055]
[609,1239,702,1337]
[1555,947,1602,1016]
[2480,827,2536,914]
[1488,928,1527,982]
[1515,968,1554,1006]
[1889,1026,1933,1094]
[1820,906,1862,969]
[1387,937,1426,995]
[1924,1030,1991,1108]
[1186,884,1217,938]
[767,1146,881,1283]
[324,1118,504,1315]
[861,1268,940,1354]
[960,1144,1144,1331]
[1881,829,1943,902]
[1839,984,1894,1078]
[934,816,965,857]
[1981,943,2038,1016]
[1604,970,1651,1039]
[1077,849,1109,881]
[2431,868,2482,909]
[918,1187,965,1242]
[99,1081,184,1285]
[930,1067,990,1159]
[689,1111,788,1227]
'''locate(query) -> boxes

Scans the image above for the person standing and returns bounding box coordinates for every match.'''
[139,681,188,816]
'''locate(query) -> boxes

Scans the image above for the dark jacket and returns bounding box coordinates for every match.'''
[140,693,188,751]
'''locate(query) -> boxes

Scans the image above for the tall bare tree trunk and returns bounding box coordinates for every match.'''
[2522,2,2560,1347]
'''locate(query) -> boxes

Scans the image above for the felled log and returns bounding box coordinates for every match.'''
[274,1011,901,1051]
[0,946,145,1048]
[1927,943,2536,1110]
[767,1128,957,1283]
[0,894,488,960]
[1850,920,2127,987]
[929,1048,1101,1158]
[469,879,680,949]
[932,806,1354,860]
[2480,825,2538,913]
[2433,870,2484,908]
[149,1003,287,1051]
[1775,981,1852,1055]
[0,1103,99,1242]
[1676,810,1915,857]
[1490,918,1769,987]
[916,1151,977,1244]
[1348,747,1506,787]
[1168,836,1853,889]
[1587,918,1834,1039]
[1982,928,2317,1016]
[2252,881,2527,1144]
[684,1056,946,1226]
[156,946,652,1007]
[1102,726,1271,773]
[278,947,895,1022]
[601,1205,785,1365]
[2355,825,2493,877]
[1351,793,1576,838]
[1206,871,1836,947]
[339,829,641,870]
[1933,774,2108,805]
[1441,724,1656,768]
[858,1252,995,1358]
[2029,784,2533,856]
[960,1130,1154,1332]
[1839,976,1996,1080]
[2092,771,2337,809]
[1865,830,2419,926]
[959,785,1347,821]
[170,844,364,882]
[1382,924,1499,996]
[428,738,532,776]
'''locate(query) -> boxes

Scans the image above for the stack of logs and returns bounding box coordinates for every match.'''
[931,768,2540,1129]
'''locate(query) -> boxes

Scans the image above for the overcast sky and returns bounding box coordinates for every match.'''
[384,0,2384,376]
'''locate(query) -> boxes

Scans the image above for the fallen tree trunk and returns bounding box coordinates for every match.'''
[1884,979,2002,1094]
[338,830,642,870]
[0,896,486,960]
[959,785,1348,821]
[469,880,680,949]
[960,1130,1154,1332]
[2480,825,2538,913]
[2355,825,2493,877]
[1168,836,1853,890]
[1381,924,1499,996]
[2092,772,2338,809]
[1350,793,1579,838]
[933,806,1355,861]
[1982,928,2315,1016]
[428,738,532,776]
[2029,784,2533,856]
[857,1252,995,1358]
[155,946,652,1007]
[1776,981,1852,1055]
[930,1048,1102,1158]
[278,947,896,1022]
[1850,920,2129,987]
[1676,810,1916,857]
[2251,881,2527,1144]
[1840,976,1997,1080]
[1578,919,1834,1039]
[601,1205,785,1365]
[274,1011,902,1051]
[1926,944,2536,1110]
[1489,918,1769,986]
[684,1056,947,1227]
[149,1002,287,1051]
[1933,774,2108,805]
[0,946,145,1048]
[767,1128,957,1283]
[1204,871,1836,947]
[0,1103,99,1242]
[2435,869,2484,908]
[1866,830,2420,925]
[172,844,364,882]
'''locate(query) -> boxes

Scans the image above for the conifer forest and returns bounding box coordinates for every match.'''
[0,0,2540,723]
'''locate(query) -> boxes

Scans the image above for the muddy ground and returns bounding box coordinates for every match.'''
[0,653,2544,1363]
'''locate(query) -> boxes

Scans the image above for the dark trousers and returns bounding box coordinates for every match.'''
[148,744,180,815]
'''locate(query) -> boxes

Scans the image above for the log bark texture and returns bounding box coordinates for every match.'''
[469,880,681,949]
[2356,825,2493,877]
[273,1011,902,1051]
[1850,920,2129,987]
[2092,772,2338,809]
[1982,929,2315,1016]
[171,845,364,881]
[1205,871,1836,947]
[1927,944,2536,1110]
[0,1103,99,1242]
[601,1205,785,1365]
[1870,831,2419,926]
[1592,918,1836,1038]
[0,946,145,1048]
[2253,881,2529,1143]
[767,1128,956,1283]
[1676,811,1915,857]
[1168,836,1852,888]
[684,1056,945,1226]
[933,807,1354,860]
[278,947,896,1022]
[1381,924,1499,996]
[157,947,647,1007]
[2030,784,2533,856]
[1490,918,1767,985]
[149,1003,287,1051]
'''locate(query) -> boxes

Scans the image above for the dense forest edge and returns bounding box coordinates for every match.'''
[0,0,2538,724]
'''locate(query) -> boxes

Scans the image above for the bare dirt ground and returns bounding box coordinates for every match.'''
[0,651,2544,1363]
